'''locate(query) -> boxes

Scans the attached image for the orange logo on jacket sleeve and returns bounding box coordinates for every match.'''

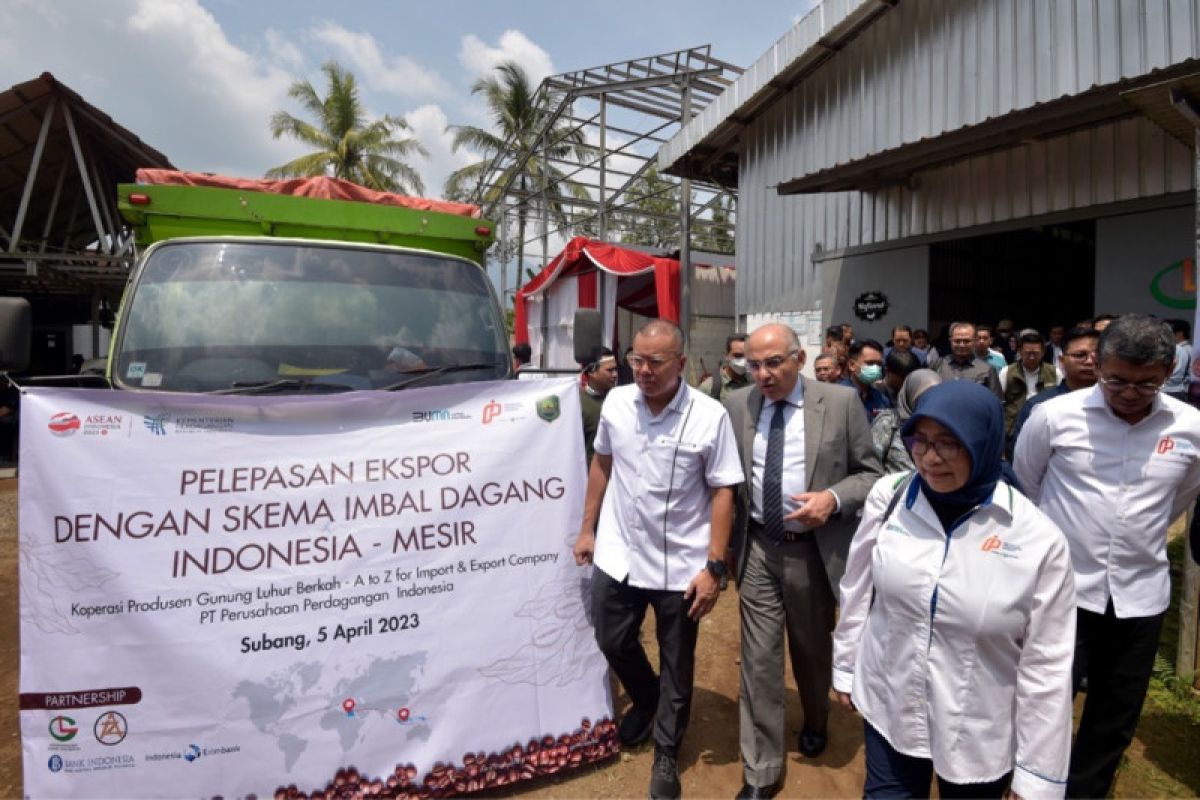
[1157,436,1176,455]
[981,535,1002,552]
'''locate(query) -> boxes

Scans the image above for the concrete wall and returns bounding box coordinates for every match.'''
[822,245,930,343]
[1095,204,1195,318]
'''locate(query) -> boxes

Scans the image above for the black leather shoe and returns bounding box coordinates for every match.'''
[649,749,681,799]
[735,780,782,799]
[797,728,827,758]
[618,705,655,747]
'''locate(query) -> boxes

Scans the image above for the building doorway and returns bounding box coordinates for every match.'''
[929,221,1096,338]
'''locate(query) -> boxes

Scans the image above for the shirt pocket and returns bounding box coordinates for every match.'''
[1145,452,1190,481]
[647,438,704,493]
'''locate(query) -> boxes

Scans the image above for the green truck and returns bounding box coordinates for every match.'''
[0,178,512,391]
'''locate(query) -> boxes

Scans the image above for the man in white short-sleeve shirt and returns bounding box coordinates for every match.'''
[1015,314,1200,799]
[574,319,742,800]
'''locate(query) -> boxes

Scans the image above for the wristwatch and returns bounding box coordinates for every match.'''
[705,559,727,579]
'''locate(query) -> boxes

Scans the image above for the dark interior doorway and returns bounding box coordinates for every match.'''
[929,221,1096,337]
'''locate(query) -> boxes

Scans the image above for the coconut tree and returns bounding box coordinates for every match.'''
[267,61,427,195]
[444,61,591,295]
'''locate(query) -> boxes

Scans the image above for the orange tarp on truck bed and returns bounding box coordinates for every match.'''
[135,169,481,219]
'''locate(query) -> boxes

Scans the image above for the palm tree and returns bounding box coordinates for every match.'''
[444,61,591,294]
[618,166,680,249]
[267,61,427,195]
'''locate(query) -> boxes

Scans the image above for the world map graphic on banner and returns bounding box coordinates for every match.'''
[233,652,432,770]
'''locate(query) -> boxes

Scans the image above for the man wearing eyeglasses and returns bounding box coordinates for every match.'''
[573,319,743,800]
[1014,315,1200,799]
[724,323,882,799]
[1007,327,1100,459]
[933,321,1003,401]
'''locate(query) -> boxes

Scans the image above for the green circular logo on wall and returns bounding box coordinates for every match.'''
[1149,259,1197,310]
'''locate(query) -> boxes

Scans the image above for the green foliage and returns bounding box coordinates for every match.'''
[267,61,428,195]
[616,166,679,249]
[695,194,736,254]
[1145,532,1200,723]
[443,61,591,228]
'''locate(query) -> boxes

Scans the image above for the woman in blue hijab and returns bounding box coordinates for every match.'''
[831,381,1077,799]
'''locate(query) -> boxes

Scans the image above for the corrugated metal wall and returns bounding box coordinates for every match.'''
[787,0,1200,180]
[736,0,1199,316]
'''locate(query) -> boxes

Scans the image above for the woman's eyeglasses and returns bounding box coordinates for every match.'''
[903,435,963,460]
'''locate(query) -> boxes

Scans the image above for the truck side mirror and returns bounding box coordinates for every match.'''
[573,308,602,367]
[0,297,31,373]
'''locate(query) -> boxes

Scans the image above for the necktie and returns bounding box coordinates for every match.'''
[762,401,787,545]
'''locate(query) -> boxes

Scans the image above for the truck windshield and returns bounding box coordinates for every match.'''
[113,241,509,392]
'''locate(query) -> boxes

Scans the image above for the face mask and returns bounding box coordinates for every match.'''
[727,356,747,376]
[857,364,883,384]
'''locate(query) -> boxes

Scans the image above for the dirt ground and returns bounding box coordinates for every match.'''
[0,475,1194,798]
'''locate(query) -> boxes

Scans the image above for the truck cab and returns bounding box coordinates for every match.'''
[112,236,509,393]
[0,174,512,392]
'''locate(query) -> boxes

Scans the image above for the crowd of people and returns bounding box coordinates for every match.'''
[571,313,1200,800]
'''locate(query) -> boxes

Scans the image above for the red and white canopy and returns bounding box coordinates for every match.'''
[514,237,681,367]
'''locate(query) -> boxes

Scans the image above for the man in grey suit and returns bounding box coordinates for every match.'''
[725,323,882,799]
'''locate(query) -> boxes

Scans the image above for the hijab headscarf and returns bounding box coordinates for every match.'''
[896,369,942,423]
[900,380,1004,509]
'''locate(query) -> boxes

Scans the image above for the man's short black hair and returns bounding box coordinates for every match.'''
[512,343,532,362]
[1093,313,1118,325]
[885,349,920,379]
[913,328,929,339]
[585,347,615,373]
[891,324,913,337]
[825,324,844,341]
[1170,318,1191,339]
[1063,326,1099,350]
[848,338,884,359]
[725,333,747,353]
[975,324,993,335]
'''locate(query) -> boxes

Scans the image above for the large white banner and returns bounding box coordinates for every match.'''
[18,380,614,798]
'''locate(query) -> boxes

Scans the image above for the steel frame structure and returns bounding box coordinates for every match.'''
[463,45,742,334]
[0,73,172,363]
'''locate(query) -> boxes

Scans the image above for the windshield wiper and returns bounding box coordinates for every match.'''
[382,363,498,391]
[212,378,360,395]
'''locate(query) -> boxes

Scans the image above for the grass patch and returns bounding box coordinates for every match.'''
[1114,533,1200,797]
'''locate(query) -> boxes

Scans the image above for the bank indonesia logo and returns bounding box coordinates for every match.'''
[536,395,560,423]
[48,754,63,772]
[143,412,169,436]
[184,743,201,762]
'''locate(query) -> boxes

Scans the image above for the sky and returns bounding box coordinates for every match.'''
[0,0,816,201]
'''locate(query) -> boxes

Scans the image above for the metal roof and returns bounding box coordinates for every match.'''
[657,0,890,184]
[0,72,173,295]
[662,0,1200,195]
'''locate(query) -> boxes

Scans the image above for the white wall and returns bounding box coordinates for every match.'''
[823,245,930,344]
[1095,204,1195,318]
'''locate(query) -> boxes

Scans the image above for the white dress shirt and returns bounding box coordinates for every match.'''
[592,381,743,591]
[1014,386,1200,617]
[999,363,1045,398]
[833,474,1076,799]
[749,381,809,531]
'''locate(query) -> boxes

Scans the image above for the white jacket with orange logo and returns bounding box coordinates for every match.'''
[833,474,1076,799]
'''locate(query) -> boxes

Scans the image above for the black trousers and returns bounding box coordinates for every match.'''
[591,568,699,757]
[863,722,1010,799]
[1067,602,1165,799]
